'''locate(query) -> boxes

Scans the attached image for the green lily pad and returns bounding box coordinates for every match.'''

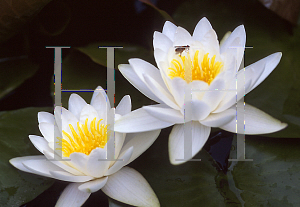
[0,107,54,207]
[0,57,38,99]
[76,42,154,68]
[56,50,152,110]
[229,136,300,206]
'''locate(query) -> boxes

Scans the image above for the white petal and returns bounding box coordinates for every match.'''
[102,167,160,207]
[246,52,282,93]
[143,73,180,110]
[213,70,253,113]
[39,122,55,143]
[90,90,109,121]
[23,158,63,178]
[78,177,108,193]
[192,17,213,42]
[120,130,160,165]
[61,107,79,134]
[143,104,184,123]
[68,94,87,120]
[105,147,133,176]
[220,25,246,69]
[91,86,111,109]
[168,77,187,108]
[86,147,110,178]
[118,63,162,103]
[169,122,211,165]
[201,78,226,111]
[43,150,84,176]
[201,29,220,55]
[153,32,173,52]
[188,99,211,121]
[200,109,236,127]
[50,170,93,182]
[29,135,53,154]
[116,95,131,116]
[173,27,193,46]
[219,103,287,134]
[162,21,177,41]
[129,58,169,91]
[79,104,99,125]
[154,48,167,69]
[9,156,45,173]
[114,108,174,133]
[69,152,89,175]
[38,112,54,124]
[56,183,91,207]
[113,132,126,162]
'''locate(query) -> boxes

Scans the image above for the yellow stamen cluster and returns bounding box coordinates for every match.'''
[168,51,223,85]
[56,118,109,157]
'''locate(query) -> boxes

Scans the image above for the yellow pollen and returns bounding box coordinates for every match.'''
[56,118,109,157]
[168,51,223,84]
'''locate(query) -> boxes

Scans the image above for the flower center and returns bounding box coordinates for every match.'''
[56,118,109,157]
[168,50,223,84]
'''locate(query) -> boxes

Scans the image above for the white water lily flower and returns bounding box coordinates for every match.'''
[10,86,160,207]
[115,17,287,165]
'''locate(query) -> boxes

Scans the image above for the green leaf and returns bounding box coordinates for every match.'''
[128,129,225,207]
[0,0,52,44]
[76,42,154,69]
[56,50,152,110]
[228,136,300,206]
[0,57,38,99]
[0,107,54,207]
[138,0,174,23]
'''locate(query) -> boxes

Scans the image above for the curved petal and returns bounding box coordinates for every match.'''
[187,99,211,121]
[79,104,99,126]
[120,130,160,165]
[102,167,160,207]
[23,158,63,178]
[69,152,89,175]
[56,183,91,207]
[220,25,246,69]
[201,78,226,111]
[38,112,54,124]
[50,170,93,182]
[143,73,180,110]
[129,58,169,92]
[173,26,193,46]
[91,86,111,110]
[38,122,55,143]
[219,103,287,134]
[168,77,187,108]
[192,17,213,42]
[213,70,253,113]
[69,94,87,120]
[116,95,131,116]
[154,48,167,68]
[118,63,162,103]
[90,90,109,121]
[85,147,110,178]
[143,104,184,123]
[246,52,282,94]
[78,177,108,193]
[153,31,173,52]
[201,29,220,55]
[168,122,211,165]
[29,135,53,154]
[105,147,133,176]
[200,109,236,127]
[61,107,79,135]
[43,150,84,176]
[9,155,45,173]
[162,21,177,41]
[114,108,174,133]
